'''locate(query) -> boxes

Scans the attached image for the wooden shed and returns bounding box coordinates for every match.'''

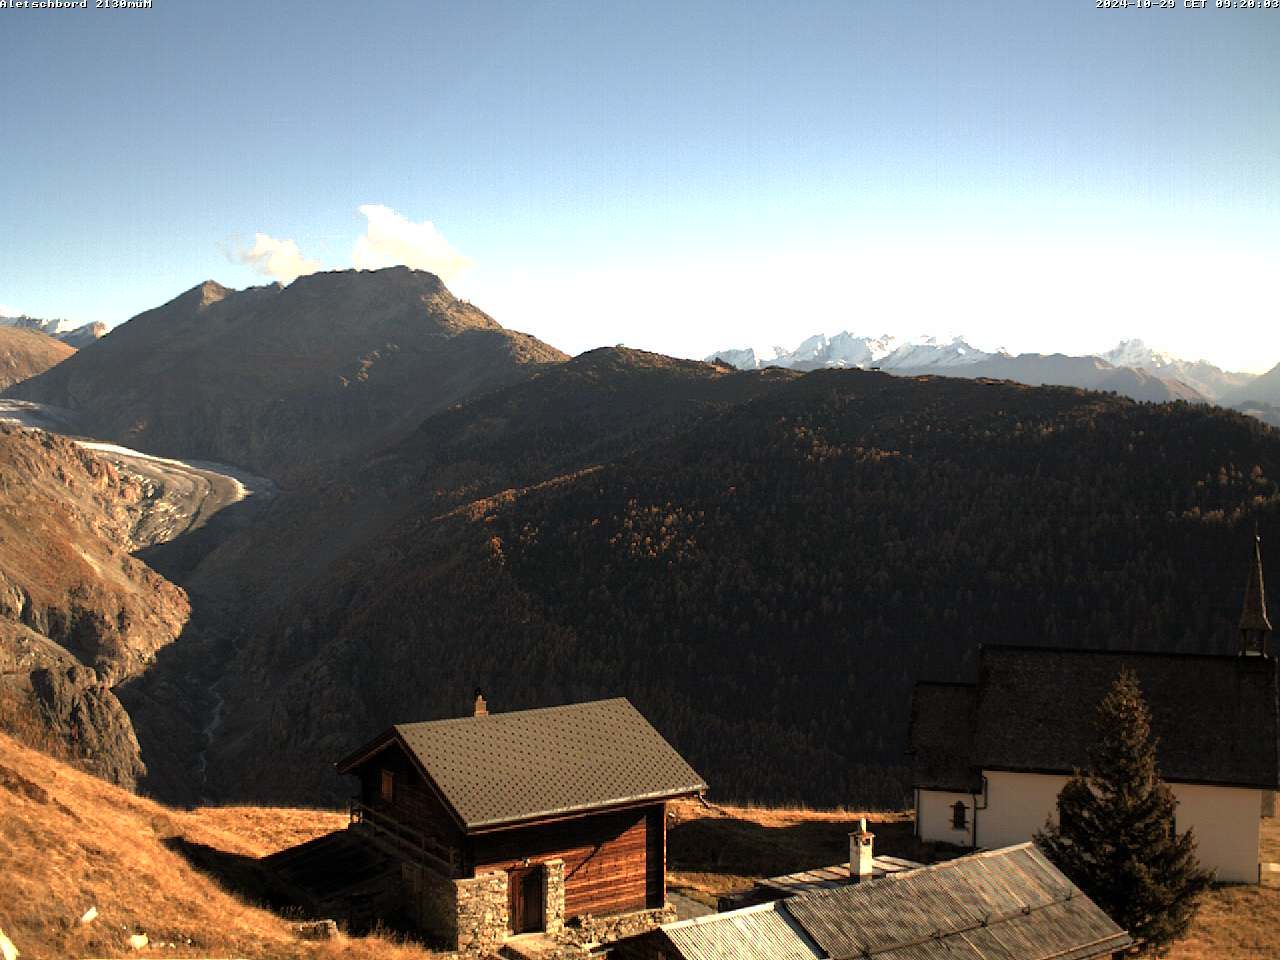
[335,696,707,950]
[614,843,1133,960]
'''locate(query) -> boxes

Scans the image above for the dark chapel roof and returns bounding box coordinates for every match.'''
[336,697,707,832]
[909,645,1280,792]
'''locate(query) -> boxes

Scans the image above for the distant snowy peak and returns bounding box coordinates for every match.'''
[0,314,105,348]
[879,336,996,370]
[1100,339,1255,401]
[1102,339,1173,370]
[707,332,994,371]
[709,347,759,370]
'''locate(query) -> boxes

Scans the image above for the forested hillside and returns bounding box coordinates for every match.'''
[203,359,1280,809]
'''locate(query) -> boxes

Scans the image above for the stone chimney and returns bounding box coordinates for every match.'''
[849,817,875,882]
[473,688,488,717]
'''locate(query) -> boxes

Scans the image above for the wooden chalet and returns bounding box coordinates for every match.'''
[335,695,707,951]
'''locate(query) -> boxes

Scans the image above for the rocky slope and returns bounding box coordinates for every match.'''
[0,327,75,390]
[0,425,191,786]
[6,268,567,481]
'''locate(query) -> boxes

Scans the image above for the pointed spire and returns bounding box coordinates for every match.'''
[1240,531,1272,655]
[1241,532,1272,632]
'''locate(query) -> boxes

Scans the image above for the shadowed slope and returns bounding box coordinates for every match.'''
[201,367,1280,810]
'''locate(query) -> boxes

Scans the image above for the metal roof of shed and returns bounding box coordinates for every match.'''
[757,855,923,897]
[336,697,707,831]
[660,901,823,960]
[782,844,1131,960]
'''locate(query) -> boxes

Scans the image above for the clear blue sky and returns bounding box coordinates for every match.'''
[2,0,1277,370]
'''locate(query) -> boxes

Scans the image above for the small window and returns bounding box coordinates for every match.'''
[951,801,968,830]
[381,769,395,802]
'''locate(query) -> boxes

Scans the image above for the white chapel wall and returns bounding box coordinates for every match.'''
[917,789,975,847]
[967,770,1262,883]
[1170,782,1263,884]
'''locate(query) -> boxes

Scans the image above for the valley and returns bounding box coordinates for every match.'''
[5,268,1279,815]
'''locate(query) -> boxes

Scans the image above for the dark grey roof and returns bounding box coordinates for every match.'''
[339,698,706,831]
[907,683,981,793]
[781,843,1131,960]
[659,901,823,960]
[970,646,1280,789]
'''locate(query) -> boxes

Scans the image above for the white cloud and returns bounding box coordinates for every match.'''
[0,304,21,318]
[234,233,323,283]
[352,204,473,281]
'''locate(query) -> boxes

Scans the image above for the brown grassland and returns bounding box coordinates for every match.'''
[0,731,1275,958]
[0,732,434,959]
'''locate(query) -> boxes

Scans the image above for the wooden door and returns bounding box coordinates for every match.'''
[508,866,544,934]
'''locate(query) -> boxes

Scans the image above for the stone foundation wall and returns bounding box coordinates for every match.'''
[543,859,566,935]
[454,870,509,956]
[402,863,458,945]
[563,904,677,946]
[401,865,508,956]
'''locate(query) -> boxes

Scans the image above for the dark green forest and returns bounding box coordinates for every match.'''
[213,353,1280,809]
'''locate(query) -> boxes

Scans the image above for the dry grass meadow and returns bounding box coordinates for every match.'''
[1,732,1275,958]
[0,731,436,960]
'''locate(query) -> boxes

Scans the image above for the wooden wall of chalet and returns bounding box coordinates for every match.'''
[357,745,463,850]
[471,804,666,918]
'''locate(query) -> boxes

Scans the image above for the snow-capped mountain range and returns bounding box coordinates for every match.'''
[0,314,105,349]
[708,334,1259,404]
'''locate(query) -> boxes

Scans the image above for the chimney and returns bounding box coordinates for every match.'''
[473,688,488,717]
[849,817,875,883]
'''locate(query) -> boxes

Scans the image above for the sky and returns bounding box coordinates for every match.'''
[2,1,1277,372]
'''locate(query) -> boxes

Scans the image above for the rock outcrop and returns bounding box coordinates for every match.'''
[0,425,190,786]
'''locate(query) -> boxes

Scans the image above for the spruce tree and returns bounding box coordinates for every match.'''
[1035,669,1212,955]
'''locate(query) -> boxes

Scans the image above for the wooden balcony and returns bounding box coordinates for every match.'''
[348,798,460,877]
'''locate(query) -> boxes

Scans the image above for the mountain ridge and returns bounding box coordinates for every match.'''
[708,332,1260,404]
[6,268,568,481]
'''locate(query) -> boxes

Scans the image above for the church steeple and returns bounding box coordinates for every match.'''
[1240,531,1272,656]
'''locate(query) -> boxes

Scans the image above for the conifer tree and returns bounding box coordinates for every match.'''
[1035,669,1212,955]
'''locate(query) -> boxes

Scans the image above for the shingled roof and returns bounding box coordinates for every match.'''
[336,698,707,831]
[910,645,1280,791]
[642,844,1130,960]
[906,682,981,793]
